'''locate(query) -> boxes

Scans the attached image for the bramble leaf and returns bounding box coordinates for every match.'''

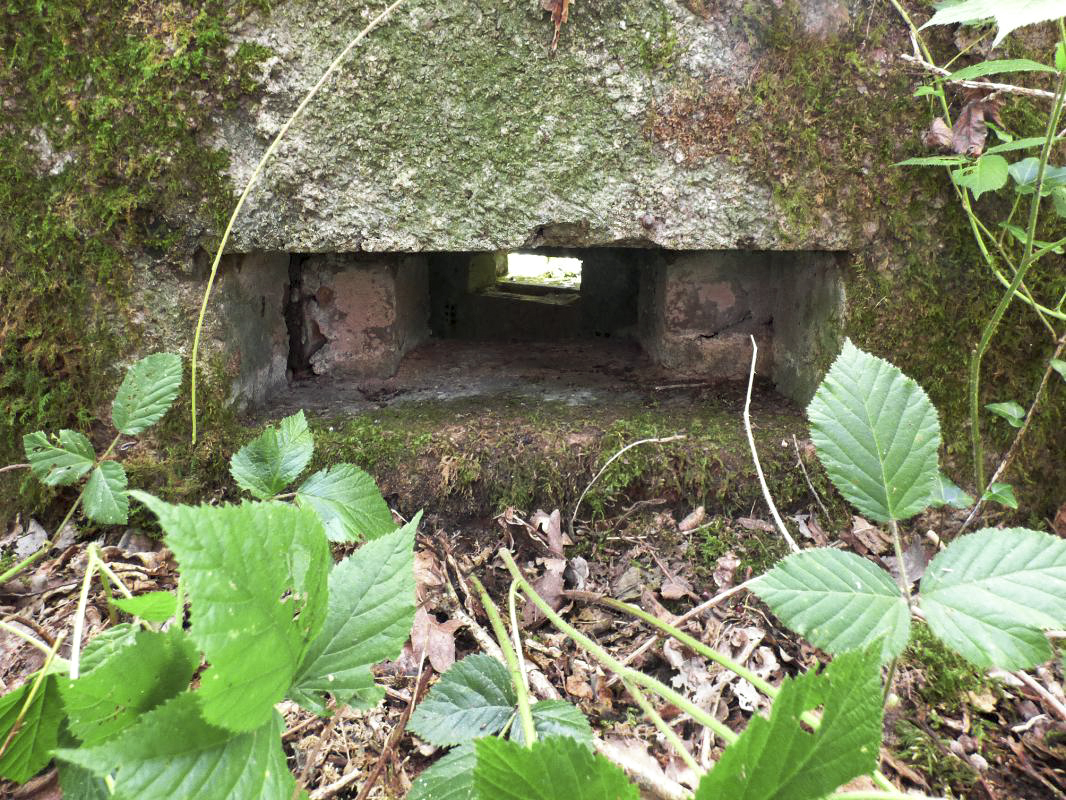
[295,464,396,542]
[1007,157,1066,195]
[83,461,129,524]
[952,154,1009,199]
[751,548,910,663]
[112,590,179,622]
[57,693,295,800]
[24,429,95,486]
[985,401,1025,427]
[408,744,477,800]
[510,700,594,748]
[695,647,883,800]
[921,0,1066,46]
[408,655,517,747]
[474,736,639,800]
[947,59,1056,81]
[60,627,199,746]
[111,353,182,436]
[290,515,418,715]
[981,482,1018,509]
[807,340,940,523]
[0,673,65,783]
[930,472,974,510]
[230,411,314,499]
[133,494,329,731]
[918,528,1066,669]
[1052,358,1066,380]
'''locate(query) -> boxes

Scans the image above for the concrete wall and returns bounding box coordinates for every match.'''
[298,253,429,378]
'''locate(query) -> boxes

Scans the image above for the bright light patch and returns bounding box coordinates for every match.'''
[505,253,582,289]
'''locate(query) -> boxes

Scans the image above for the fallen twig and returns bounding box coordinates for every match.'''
[792,434,832,524]
[900,53,1058,100]
[744,336,798,553]
[0,463,29,474]
[570,434,686,535]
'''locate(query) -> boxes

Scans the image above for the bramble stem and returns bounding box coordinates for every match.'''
[499,549,738,744]
[470,576,536,746]
[621,678,702,775]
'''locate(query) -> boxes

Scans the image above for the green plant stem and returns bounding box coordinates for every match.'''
[189,0,409,444]
[499,549,738,744]
[597,595,776,699]
[0,631,65,761]
[970,70,1066,491]
[621,677,702,776]
[92,552,135,600]
[470,575,536,747]
[69,547,99,680]
[0,619,55,658]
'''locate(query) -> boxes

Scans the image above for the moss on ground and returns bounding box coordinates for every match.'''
[0,1,270,527]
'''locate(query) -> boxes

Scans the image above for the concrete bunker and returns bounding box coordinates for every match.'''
[222,249,844,408]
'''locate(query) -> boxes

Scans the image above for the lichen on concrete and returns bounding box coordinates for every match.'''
[218,0,852,253]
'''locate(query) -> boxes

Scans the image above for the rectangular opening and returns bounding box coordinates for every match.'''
[224,248,844,410]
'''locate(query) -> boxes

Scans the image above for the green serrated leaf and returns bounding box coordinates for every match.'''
[752,548,910,663]
[133,494,329,731]
[474,736,639,800]
[112,590,179,622]
[0,674,64,783]
[510,701,594,748]
[1051,358,1066,380]
[807,340,941,524]
[111,353,182,436]
[921,0,1065,46]
[894,155,968,167]
[930,472,974,510]
[947,58,1056,81]
[409,744,477,800]
[696,647,883,800]
[1053,187,1066,217]
[919,528,1066,669]
[1007,157,1066,195]
[408,655,518,747]
[290,515,418,715]
[295,464,396,542]
[912,85,942,98]
[58,759,110,800]
[985,401,1026,427]
[952,154,1009,199]
[981,482,1018,509]
[60,627,199,746]
[82,461,129,524]
[1057,42,1066,71]
[230,411,314,499]
[56,693,295,800]
[986,136,1052,155]
[24,430,95,486]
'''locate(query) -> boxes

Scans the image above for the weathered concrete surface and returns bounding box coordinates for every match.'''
[299,254,429,377]
[217,0,859,254]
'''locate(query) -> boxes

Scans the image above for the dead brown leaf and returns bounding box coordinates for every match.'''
[678,505,706,532]
[923,117,953,151]
[540,0,570,52]
[530,509,565,556]
[411,607,463,673]
[951,96,1002,156]
[713,551,741,589]
[848,515,891,555]
[523,558,566,626]
[737,516,775,533]
[1053,502,1066,537]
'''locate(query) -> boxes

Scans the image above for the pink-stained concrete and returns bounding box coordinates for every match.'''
[301,254,428,377]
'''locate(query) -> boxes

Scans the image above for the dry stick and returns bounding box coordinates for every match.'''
[595,738,691,800]
[294,699,340,800]
[792,434,832,524]
[960,334,1066,533]
[569,434,686,535]
[744,336,798,553]
[899,53,1058,100]
[0,463,29,473]
[621,677,702,776]
[311,659,430,800]
[189,0,410,443]
[1007,668,1066,722]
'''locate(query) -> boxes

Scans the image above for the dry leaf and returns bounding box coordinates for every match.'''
[952,96,1002,156]
[737,516,775,533]
[849,515,890,554]
[530,508,565,556]
[411,607,463,673]
[713,551,741,589]
[678,506,706,531]
[540,0,570,52]
[1053,502,1066,537]
[923,117,953,150]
